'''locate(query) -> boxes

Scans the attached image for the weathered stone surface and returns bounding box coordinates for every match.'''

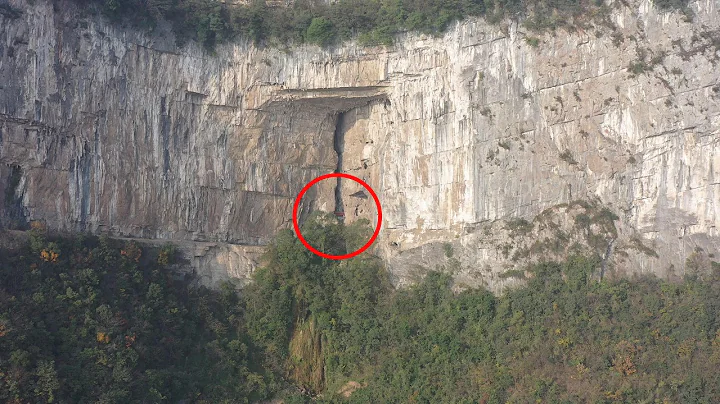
[1,0,719,291]
[123,237,265,289]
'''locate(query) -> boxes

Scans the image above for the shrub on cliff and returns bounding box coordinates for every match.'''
[78,0,693,50]
[305,17,335,46]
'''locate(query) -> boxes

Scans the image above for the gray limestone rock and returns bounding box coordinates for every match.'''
[1,0,719,291]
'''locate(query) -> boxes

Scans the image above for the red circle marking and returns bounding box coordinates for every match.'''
[292,173,382,260]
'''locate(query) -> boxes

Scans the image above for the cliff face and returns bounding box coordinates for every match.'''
[1,0,719,291]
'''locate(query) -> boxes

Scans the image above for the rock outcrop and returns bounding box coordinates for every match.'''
[1,0,719,291]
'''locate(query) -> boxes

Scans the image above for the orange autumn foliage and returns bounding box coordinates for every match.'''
[96,332,110,344]
[613,355,637,376]
[125,334,136,348]
[40,249,59,263]
[30,220,47,232]
[120,242,142,263]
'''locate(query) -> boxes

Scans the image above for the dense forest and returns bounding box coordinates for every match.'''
[0,223,278,402]
[1,215,719,402]
[74,0,693,50]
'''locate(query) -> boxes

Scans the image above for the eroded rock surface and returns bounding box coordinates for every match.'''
[1,0,719,291]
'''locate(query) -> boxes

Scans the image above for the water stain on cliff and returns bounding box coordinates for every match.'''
[4,0,719,291]
[333,111,346,220]
[160,96,171,177]
[74,142,93,228]
[1,164,28,229]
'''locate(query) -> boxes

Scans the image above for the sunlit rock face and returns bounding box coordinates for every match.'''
[1,0,719,291]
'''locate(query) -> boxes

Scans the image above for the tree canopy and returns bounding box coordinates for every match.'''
[1,215,719,402]
[79,0,692,50]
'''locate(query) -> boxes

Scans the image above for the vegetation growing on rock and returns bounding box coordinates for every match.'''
[1,214,719,402]
[82,0,692,50]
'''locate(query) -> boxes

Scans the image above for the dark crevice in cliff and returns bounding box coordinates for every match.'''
[2,164,28,230]
[600,238,615,280]
[77,142,93,228]
[160,96,171,177]
[333,112,346,221]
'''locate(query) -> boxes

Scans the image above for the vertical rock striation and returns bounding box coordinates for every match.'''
[1,0,719,291]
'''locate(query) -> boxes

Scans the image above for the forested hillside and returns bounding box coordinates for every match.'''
[1,216,719,402]
[78,0,693,49]
[0,225,277,403]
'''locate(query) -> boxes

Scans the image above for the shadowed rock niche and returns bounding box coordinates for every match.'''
[257,86,387,232]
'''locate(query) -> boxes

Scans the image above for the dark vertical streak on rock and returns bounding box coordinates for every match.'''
[34,100,42,121]
[91,121,100,228]
[2,164,27,229]
[600,238,615,280]
[79,142,92,228]
[333,112,345,220]
[160,96,170,177]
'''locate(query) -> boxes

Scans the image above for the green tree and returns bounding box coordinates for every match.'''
[34,360,59,403]
[305,17,335,46]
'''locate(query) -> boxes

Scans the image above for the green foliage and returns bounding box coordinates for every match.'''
[505,218,533,236]
[627,48,667,76]
[244,213,389,381]
[78,0,690,50]
[525,36,540,47]
[499,268,526,279]
[0,233,274,402]
[559,149,578,165]
[654,0,691,10]
[628,60,649,75]
[443,242,454,258]
[244,217,720,402]
[3,214,720,402]
[305,17,335,46]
